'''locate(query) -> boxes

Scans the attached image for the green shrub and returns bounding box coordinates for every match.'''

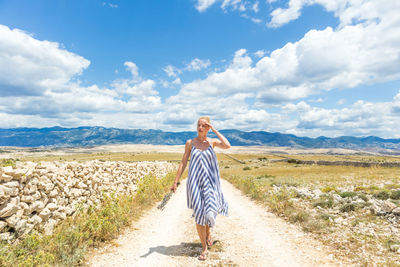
[289,211,309,223]
[287,159,301,164]
[390,190,400,200]
[313,195,334,209]
[339,191,357,198]
[0,158,16,167]
[374,190,390,200]
[355,186,367,192]
[340,203,356,212]
[384,184,400,190]
[320,213,334,221]
[321,186,337,193]
[357,193,369,202]
[243,166,251,171]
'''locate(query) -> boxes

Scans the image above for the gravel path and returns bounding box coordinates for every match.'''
[87,179,343,266]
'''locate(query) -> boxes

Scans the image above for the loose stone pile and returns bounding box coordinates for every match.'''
[0,160,177,242]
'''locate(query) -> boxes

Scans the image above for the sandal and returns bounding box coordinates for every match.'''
[198,251,208,261]
[206,238,213,247]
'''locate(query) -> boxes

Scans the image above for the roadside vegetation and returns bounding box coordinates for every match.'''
[219,153,400,266]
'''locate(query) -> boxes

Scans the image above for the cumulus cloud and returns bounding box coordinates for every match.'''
[162,64,181,78]
[0,24,161,126]
[281,94,400,138]
[185,58,211,71]
[124,61,139,78]
[196,0,218,12]
[170,4,400,108]
[0,25,90,96]
[268,0,398,28]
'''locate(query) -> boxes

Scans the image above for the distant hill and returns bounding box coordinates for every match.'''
[0,126,400,150]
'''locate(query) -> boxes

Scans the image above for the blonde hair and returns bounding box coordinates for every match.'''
[198,116,210,123]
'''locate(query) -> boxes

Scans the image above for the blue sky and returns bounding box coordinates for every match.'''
[0,0,399,138]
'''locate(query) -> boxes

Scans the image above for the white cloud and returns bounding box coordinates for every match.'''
[102,2,118,8]
[169,5,400,108]
[252,2,259,13]
[309,98,325,103]
[196,0,218,12]
[0,25,90,96]
[0,25,161,123]
[268,0,399,28]
[124,61,139,78]
[221,0,244,11]
[185,58,211,71]
[172,78,181,85]
[162,64,181,78]
[254,49,266,58]
[337,98,346,105]
[280,95,400,138]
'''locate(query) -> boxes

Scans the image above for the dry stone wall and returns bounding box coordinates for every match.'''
[0,160,177,242]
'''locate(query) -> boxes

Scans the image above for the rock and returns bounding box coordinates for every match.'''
[70,188,83,198]
[0,220,7,231]
[20,223,34,237]
[0,174,13,182]
[28,214,42,225]
[392,207,400,216]
[21,195,34,203]
[77,181,87,189]
[2,181,19,197]
[52,210,66,220]
[332,194,343,203]
[49,189,58,197]
[1,166,13,174]
[0,185,11,204]
[43,219,57,235]
[381,200,397,213]
[0,232,13,241]
[390,244,400,253]
[370,200,396,215]
[31,200,45,213]
[39,208,51,221]
[46,203,58,211]
[65,205,75,216]
[5,214,19,227]
[312,189,323,198]
[15,219,27,234]
[38,182,54,193]
[0,200,18,218]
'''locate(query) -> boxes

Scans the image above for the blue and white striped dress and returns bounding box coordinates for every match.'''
[186,141,228,227]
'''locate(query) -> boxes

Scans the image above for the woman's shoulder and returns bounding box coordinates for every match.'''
[185,139,194,147]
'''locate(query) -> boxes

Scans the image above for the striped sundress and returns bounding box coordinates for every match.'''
[186,141,228,227]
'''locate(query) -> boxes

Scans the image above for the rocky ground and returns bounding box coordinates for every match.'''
[270,182,400,265]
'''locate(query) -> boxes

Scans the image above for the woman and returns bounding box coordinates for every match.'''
[171,116,230,261]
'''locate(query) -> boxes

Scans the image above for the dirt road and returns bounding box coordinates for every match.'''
[88,179,342,266]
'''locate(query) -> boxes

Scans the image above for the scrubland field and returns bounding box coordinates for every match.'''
[1,146,400,266]
[218,153,400,266]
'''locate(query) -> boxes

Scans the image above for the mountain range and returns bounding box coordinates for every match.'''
[1,126,400,151]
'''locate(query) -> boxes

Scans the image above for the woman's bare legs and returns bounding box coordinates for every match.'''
[196,224,208,258]
[205,225,212,245]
